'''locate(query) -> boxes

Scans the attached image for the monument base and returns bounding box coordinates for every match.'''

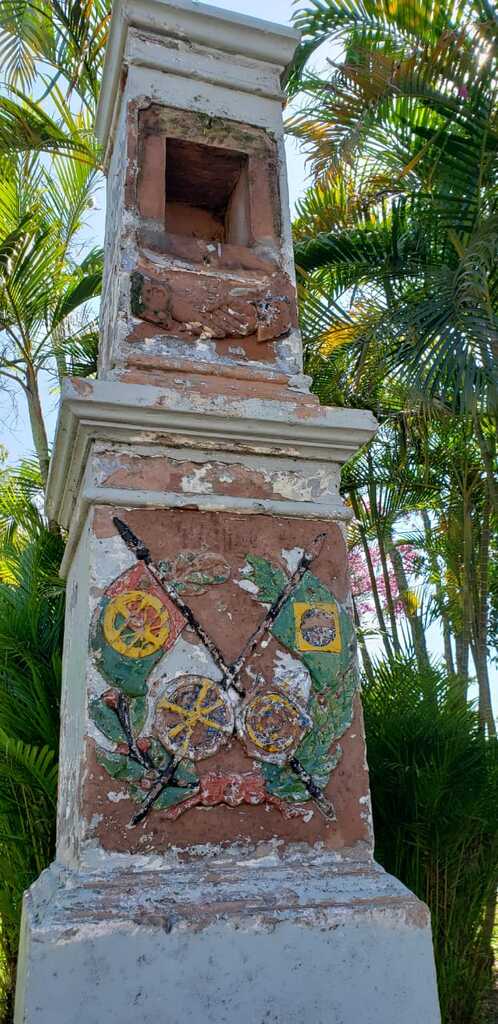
[15,852,440,1024]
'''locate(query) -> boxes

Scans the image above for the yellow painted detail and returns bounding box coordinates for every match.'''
[158,678,226,749]
[245,692,300,754]
[293,601,341,653]
[103,590,170,658]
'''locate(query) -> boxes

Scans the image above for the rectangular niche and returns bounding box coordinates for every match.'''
[164,138,250,246]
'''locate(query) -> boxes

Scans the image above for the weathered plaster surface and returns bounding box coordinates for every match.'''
[98,25,302,381]
[56,512,93,866]
[45,376,378,541]
[91,444,342,506]
[15,856,441,1024]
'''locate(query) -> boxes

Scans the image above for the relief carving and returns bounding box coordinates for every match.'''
[89,517,358,828]
[130,267,294,342]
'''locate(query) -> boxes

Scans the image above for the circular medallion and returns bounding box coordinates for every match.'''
[300,607,337,648]
[103,590,171,658]
[237,686,312,765]
[154,676,234,760]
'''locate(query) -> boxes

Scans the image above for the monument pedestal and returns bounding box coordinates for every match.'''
[15,1,440,1020]
[17,853,439,1024]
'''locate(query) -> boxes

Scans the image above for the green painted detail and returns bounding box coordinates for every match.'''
[96,736,199,809]
[89,694,147,743]
[173,760,199,787]
[91,597,163,696]
[146,738,169,769]
[263,742,341,802]
[130,271,145,316]
[273,571,355,700]
[245,559,358,803]
[244,555,287,603]
[96,748,144,782]
[90,573,200,812]
[153,785,197,810]
[89,699,126,743]
[158,555,230,595]
[140,741,199,789]
[130,695,147,734]
[151,759,199,810]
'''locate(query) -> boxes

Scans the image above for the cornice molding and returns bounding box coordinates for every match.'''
[46,378,378,530]
[96,0,300,149]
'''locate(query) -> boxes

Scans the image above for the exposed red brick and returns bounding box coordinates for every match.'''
[137,227,278,273]
[137,134,166,221]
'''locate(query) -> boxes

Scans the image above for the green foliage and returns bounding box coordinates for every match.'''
[363,658,498,1024]
[290,0,498,732]
[89,699,125,744]
[0,466,64,1020]
[0,1,110,108]
[290,0,498,416]
[0,88,96,160]
[0,151,103,483]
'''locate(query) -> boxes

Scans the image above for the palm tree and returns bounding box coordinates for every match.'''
[289,0,497,479]
[417,417,497,734]
[288,0,497,732]
[0,0,109,158]
[344,424,433,670]
[0,151,102,486]
[363,656,498,1024]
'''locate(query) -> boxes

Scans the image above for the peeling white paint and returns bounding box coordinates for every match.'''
[236,578,259,595]
[181,464,215,493]
[273,650,312,704]
[281,546,304,574]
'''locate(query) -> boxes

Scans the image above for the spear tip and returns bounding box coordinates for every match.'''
[113,516,151,563]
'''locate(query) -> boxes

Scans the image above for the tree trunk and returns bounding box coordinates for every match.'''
[474,417,498,514]
[25,364,50,488]
[421,510,455,676]
[442,615,455,678]
[365,456,402,655]
[352,595,375,684]
[350,491,394,660]
[375,524,402,656]
[456,482,473,701]
[473,493,496,736]
[388,535,430,672]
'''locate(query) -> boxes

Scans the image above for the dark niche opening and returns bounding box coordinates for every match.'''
[165,138,250,245]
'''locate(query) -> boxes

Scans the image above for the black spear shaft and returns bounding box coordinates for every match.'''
[113,517,244,695]
[227,532,326,684]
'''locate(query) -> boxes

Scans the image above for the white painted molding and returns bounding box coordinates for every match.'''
[46,377,377,531]
[96,0,300,149]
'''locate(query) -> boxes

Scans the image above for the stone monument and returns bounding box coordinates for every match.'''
[14,1,441,1021]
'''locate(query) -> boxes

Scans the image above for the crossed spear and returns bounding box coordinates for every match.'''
[113,517,336,824]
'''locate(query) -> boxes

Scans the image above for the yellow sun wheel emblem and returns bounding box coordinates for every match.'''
[103,590,171,658]
[155,676,234,760]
